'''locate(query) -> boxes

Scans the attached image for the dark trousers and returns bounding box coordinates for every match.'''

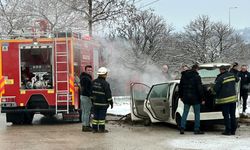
[221,102,236,133]
[240,91,248,112]
[92,107,107,131]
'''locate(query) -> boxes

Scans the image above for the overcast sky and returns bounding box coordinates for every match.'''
[137,0,250,31]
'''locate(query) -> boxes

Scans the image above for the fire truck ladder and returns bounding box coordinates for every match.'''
[55,32,71,114]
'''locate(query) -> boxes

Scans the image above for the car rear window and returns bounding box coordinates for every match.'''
[198,68,220,78]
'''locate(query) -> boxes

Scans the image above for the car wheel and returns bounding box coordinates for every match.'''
[143,118,151,126]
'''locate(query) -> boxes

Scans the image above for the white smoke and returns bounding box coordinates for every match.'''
[97,38,170,96]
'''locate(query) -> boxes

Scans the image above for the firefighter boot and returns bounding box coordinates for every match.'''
[99,125,108,133]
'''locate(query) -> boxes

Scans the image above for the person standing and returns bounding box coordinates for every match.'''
[181,64,189,72]
[230,62,239,77]
[91,67,113,133]
[214,66,238,135]
[179,64,205,134]
[162,64,171,80]
[80,65,93,132]
[238,65,250,115]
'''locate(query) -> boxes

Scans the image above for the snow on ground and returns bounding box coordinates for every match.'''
[168,134,250,150]
[238,96,250,116]
[107,96,131,115]
[106,96,250,150]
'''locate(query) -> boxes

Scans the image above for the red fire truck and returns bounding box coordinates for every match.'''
[0,32,98,124]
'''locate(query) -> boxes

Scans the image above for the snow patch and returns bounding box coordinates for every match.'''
[168,135,250,150]
[107,96,131,115]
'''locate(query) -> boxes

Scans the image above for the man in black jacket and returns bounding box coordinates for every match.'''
[238,65,250,115]
[179,64,205,134]
[80,65,93,132]
[91,67,113,133]
[230,62,239,77]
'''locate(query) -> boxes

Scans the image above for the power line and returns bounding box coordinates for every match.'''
[135,0,144,4]
[139,0,160,9]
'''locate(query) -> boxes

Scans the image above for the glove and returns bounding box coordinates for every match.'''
[201,100,205,105]
[110,101,113,109]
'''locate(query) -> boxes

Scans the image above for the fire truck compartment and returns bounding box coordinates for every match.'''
[20,45,53,90]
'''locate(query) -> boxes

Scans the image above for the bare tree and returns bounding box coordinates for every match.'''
[209,22,239,62]
[0,0,30,35]
[181,15,213,63]
[109,9,173,71]
[0,0,84,35]
[180,15,245,63]
[22,0,83,31]
[222,34,247,63]
[60,0,131,36]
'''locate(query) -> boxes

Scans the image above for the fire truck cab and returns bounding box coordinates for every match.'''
[0,32,98,124]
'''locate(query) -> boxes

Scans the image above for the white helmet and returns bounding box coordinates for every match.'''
[97,67,108,75]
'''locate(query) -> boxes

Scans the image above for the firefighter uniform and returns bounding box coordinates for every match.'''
[91,73,113,133]
[214,68,237,135]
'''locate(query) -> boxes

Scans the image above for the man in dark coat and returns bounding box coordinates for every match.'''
[179,64,205,134]
[214,65,238,135]
[230,62,239,77]
[238,65,250,114]
[91,67,113,133]
[79,65,93,132]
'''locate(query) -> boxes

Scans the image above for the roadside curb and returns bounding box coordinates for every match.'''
[239,117,250,123]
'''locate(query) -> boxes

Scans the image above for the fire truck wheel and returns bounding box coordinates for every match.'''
[42,113,55,118]
[23,113,34,124]
[79,110,82,123]
[7,113,25,125]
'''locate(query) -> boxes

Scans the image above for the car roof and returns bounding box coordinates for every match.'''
[199,63,231,68]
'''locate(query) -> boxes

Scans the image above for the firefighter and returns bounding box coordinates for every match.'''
[214,65,238,135]
[238,65,250,115]
[80,65,93,132]
[91,67,113,133]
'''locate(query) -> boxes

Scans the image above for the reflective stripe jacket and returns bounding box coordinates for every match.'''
[214,71,237,104]
[91,77,113,108]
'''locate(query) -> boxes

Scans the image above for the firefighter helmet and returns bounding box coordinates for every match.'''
[97,67,108,75]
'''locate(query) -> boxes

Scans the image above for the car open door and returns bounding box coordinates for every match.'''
[130,83,150,121]
[145,83,171,122]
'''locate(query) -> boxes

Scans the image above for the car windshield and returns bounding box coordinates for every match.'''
[198,68,220,78]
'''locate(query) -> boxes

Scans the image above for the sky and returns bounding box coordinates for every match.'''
[137,0,250,31]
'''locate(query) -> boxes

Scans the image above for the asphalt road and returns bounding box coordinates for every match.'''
[1,112,250,150]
